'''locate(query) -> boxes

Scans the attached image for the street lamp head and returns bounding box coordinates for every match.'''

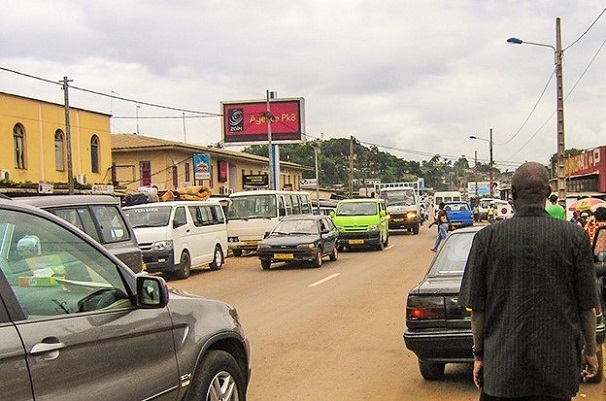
[469,135,478,140]
[507,37,524,45]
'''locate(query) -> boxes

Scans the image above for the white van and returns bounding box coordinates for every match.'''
[123,200,228,279]
[227,190,313,256]
[433,191,462,205]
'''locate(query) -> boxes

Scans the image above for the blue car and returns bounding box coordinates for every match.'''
[444,201,474,229]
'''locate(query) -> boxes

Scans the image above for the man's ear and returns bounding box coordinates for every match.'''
[512,187,517,200]
[546,188,552,198]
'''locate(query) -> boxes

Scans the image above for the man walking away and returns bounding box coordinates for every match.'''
[459,162,598,401]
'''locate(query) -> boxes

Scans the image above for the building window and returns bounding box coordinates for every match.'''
[90,135,100,173]
[184,162,191,183]
[140,161,151,187]
[54,129,65,171]
[172,165,178,188]
[13,123,26,169]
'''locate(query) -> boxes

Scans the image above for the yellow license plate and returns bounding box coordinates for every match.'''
[244,240,259,245]
[348,239,365,245]
[392,218,404,222]
[274,253,294,260]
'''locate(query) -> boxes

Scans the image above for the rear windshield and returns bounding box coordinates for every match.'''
[429,231,475,276]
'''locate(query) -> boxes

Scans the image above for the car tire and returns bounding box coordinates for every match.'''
[329,246,338,261]
[312,248,323,267]
[375,236,384,251]
[412,223,420,235]
[418,359,445,380]
[587,343,603,383]
[174,250,191,279]
[186,350,247,401]
[209,245,224,270]
[261,260,271,270]
[232,249,243,257]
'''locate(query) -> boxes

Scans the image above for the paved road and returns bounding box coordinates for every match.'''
[168,223,603,400]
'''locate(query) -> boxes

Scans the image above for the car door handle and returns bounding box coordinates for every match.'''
[30,340,66,355]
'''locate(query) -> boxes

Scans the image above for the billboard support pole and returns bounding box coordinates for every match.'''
[266,90,278,190]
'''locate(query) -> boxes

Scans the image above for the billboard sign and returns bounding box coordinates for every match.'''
[193,153,211,181]
[221,98,305,145]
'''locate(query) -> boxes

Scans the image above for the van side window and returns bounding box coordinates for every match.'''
[189,206,204,226]
[278,196,286,217]
[300,195,311,214]
[173,207,187,228]
[211,205,225,224]
[291,194,301,215]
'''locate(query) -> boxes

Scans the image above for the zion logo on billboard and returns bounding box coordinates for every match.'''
[228,108,244,132]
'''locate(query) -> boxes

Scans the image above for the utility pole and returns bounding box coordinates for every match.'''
[61,76,74,195]
[474,150,478,198]
[489,128,494,198]
[349,136,354,198]
[555,17,566,202]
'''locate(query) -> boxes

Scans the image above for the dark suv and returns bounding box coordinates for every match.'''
[16,195,143,273]
[0,199,250,400]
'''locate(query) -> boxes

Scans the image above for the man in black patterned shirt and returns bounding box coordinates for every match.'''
[460,162,599,401]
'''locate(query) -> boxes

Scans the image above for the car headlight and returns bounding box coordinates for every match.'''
[297,243,315,249]
[407,212,417,218]
[369,225,379,231]
[257,243,271,249]
[151,240,173,251]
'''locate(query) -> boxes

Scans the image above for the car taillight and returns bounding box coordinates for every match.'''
[407,295,446,320]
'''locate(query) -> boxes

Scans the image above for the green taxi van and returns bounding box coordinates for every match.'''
[330,198,390,251]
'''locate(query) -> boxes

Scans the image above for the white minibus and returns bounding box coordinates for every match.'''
[123,200,228,279]
[227,190,312,256]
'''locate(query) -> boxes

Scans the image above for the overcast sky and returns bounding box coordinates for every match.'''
[1,1,605,171]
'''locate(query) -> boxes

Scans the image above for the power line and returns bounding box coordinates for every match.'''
[0,65,222,117]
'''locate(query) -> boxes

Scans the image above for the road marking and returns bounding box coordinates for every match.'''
[309,273,341,287]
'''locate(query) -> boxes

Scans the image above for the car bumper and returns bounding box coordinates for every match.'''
[338,232,381,247]
[141,250,177,273]
[257,249,318,262]
[403,329,473,362]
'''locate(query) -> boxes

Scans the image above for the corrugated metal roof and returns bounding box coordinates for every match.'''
[110,133,312,170]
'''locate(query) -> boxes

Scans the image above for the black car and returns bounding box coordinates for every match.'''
[257,215,339,269]
[403,225,604,382]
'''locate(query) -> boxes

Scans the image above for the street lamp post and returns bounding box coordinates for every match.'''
[507,17,566,201]
[469,128,494,198]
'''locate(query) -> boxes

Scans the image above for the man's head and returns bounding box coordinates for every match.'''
[511,162,551,208]
[549,194,558,204]
[438,202,445,210]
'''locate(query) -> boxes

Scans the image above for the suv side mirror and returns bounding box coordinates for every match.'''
[136,275,169,308]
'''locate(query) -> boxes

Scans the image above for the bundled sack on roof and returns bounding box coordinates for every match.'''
[161,185,211,201]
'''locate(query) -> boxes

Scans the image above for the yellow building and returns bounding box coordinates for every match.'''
[111,133,312,195]
[0,92,112,190]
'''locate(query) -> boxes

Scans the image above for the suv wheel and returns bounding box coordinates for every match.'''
[186,350,246,401]
[418,359,445,380]
[209,245,224,270]
[174,250,191,279]
[261,260,271,270]
[232,249,243,257]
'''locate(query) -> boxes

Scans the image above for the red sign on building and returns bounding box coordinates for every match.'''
[221,98,305,145]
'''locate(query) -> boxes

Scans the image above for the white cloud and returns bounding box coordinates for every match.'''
[1,0,605,171]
